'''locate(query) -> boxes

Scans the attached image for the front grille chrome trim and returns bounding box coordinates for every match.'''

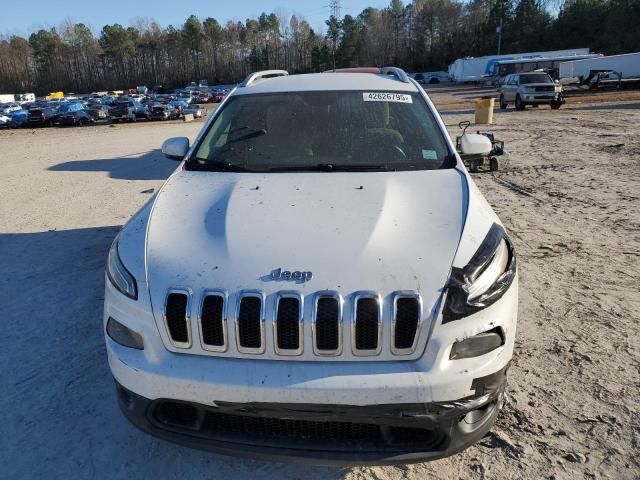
[198,289,228,353]
[273,291,304,356]
[163,288,193,349]
[235,290,266,354]
[351,291,383,356]
[311,291,343,356]
[390,291,423,355]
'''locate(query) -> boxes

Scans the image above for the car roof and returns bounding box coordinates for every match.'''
[232,72,418,96]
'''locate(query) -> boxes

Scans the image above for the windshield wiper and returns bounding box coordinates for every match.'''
[227,128,266,145]
[192,158,250,172]
[269,163,391,172]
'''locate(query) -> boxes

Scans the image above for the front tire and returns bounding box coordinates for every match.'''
[469,159,480,173]
[499,94,507,110]
[515,95,525,111]
[490,157,500,171]
[550,100,562,110]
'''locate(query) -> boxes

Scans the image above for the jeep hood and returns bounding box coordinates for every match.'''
[146,169,467,316]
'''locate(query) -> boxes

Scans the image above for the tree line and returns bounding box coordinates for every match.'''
[0,0,638,95]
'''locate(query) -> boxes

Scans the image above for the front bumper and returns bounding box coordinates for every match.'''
[522,92,563,103]
[115,364,507,465]
[105,273,518,464]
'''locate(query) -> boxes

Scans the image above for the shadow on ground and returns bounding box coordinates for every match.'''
[48,149,179,181]
[0,226,348,480]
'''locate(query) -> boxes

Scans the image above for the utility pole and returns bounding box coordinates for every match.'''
[497,18,503,55]
[327,0,341,71]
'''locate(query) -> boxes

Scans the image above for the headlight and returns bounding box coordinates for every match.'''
[107,235,138,300]
[443,223,516,322]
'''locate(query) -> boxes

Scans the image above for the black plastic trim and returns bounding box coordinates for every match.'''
[113,364,509,466]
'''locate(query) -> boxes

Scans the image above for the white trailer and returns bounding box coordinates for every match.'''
[449,48,590,83]
[559,52,640,84]
[0,94,16,103]
[16,93,35,103]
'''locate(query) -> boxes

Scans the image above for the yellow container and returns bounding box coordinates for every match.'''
[474,97,494,124]
[46,91,64,100]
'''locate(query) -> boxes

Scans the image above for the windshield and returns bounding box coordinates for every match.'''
[189,90,452,172]
[520,73,553,84]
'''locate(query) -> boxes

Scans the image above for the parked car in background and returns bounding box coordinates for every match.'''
[58,109,94,126]
[101,96,117,105]
[499,72,564,110]
[184,104,203,118]
[0,102,23,115]
[28,106,59,127]
[213,89,231,102]
[109,100,149,123]
[413,72,449,85]
[150,103,177,121]
[176,91,194,104]
[6,109,28,127]
[87,104,111,120]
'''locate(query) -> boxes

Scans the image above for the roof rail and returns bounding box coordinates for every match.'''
[240,70,289,87]
[380,67,410,83]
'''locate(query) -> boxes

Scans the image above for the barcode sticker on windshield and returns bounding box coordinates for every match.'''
[363,92,413,103]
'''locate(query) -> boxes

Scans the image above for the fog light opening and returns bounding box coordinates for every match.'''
[462,401,495,425]
[107,317,144,350]
[155,401,201,430]
[449,328,504,360]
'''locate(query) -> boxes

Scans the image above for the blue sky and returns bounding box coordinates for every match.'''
[0,0,389,37]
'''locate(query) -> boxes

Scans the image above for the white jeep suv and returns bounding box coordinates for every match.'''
[104,67,518,465]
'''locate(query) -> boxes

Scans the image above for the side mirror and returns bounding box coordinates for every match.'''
[161,137,189,161]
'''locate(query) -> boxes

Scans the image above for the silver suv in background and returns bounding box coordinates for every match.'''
[499,72,564,110]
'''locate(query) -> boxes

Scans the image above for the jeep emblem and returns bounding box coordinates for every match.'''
[270,268,313,283]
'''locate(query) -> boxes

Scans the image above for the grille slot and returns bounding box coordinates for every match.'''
[237,295,263,352]
[165,292,190,347]
[201,294,225,349]
[275,296,302,353]
[354,295,381,354]
[314,296,340,353]
[393,296,421,352]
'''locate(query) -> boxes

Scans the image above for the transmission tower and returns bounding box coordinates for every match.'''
[329,0,341,18]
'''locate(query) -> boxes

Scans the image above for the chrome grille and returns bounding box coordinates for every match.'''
[163,289,424,359]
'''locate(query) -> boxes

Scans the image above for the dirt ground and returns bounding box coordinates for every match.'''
[1,99,639,479]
